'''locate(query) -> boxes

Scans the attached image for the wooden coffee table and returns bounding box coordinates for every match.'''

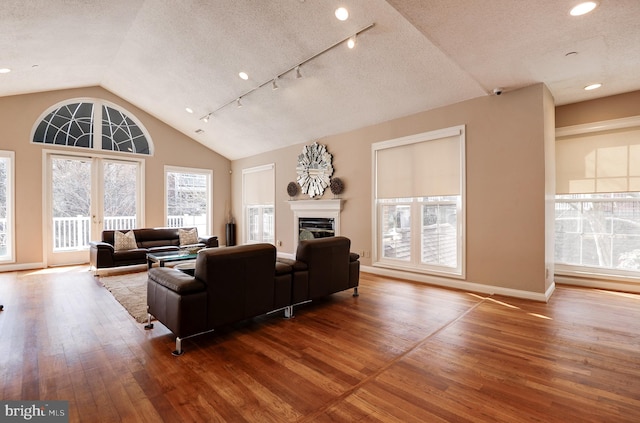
[146,251,198,269]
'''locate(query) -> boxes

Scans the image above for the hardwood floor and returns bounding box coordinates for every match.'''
[1,268,639,422]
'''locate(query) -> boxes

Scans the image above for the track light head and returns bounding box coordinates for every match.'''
[347,35,356,49]
[236,98,243,108]
[272,78,279,90]
[295,65,302,79]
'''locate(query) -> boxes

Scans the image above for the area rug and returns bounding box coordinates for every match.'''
[100,271,150,323]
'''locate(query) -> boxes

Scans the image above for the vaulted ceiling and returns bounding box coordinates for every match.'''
[2,1,639,160]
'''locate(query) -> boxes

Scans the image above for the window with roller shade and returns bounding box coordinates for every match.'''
[555,117,640,278]
[373,126,465,277]
[243,164,275,244]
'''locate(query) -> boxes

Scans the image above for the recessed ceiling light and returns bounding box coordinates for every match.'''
[0,68,11,74]
[584,83,602,91]
[335,7,349,21]
[239,72,249,80]
[570,2,598,16]
[185,107,194,114]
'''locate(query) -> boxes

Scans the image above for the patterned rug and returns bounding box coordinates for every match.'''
[100,271,150,323]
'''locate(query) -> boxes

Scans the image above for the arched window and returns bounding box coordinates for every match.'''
[32,99,152,155]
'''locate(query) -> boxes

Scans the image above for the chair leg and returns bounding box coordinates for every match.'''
[172,337,184,356]
[144,313,154,330]
[169,329,216,356]
[284,305,293,319]
[353,287,359,297]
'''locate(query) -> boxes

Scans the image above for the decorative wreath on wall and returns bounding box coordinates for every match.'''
[296,142,334,198]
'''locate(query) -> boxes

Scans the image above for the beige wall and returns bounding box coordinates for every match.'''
[0,86,231,269]
[233,83,552,297]
[4,84,637,295]
[556,90,640,127]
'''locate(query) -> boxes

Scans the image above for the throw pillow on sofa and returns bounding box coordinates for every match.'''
[114,230,138,251]
[179,228,198,246]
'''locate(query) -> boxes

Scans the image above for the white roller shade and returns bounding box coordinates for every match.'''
[243,164,274,205]
[376,135,461,198]
[556,128,640,194]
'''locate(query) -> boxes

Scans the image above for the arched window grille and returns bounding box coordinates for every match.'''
[32,100,152,155]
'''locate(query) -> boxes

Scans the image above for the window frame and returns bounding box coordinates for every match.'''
[31,98,153,156]
[555,116,640,281]
[242,164,275,244]
[0,151,15,263]
[245,205,275,244]
[42,149,145,266]
[372,125,466,278]
[164,165,212,236]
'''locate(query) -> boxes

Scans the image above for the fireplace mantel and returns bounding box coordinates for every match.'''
[287,199,343,212]
[288,199,343,249]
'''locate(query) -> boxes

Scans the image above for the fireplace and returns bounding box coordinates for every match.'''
[299,217,335,240]
[288,199,343,249]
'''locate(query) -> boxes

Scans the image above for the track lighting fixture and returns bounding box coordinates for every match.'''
[197,22,374,121]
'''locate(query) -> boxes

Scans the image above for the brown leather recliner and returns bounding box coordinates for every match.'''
[146,243,291,355]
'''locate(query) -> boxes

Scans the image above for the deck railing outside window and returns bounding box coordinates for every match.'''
[52,215,206,251]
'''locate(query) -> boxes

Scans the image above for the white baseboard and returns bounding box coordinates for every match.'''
[361,265,555,302]
[0,262,45,273]
[554,274,640,294]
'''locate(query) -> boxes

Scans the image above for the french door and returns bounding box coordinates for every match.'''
[45,153,144,266]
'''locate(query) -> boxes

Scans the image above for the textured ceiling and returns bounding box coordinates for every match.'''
[2,0,639,160]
